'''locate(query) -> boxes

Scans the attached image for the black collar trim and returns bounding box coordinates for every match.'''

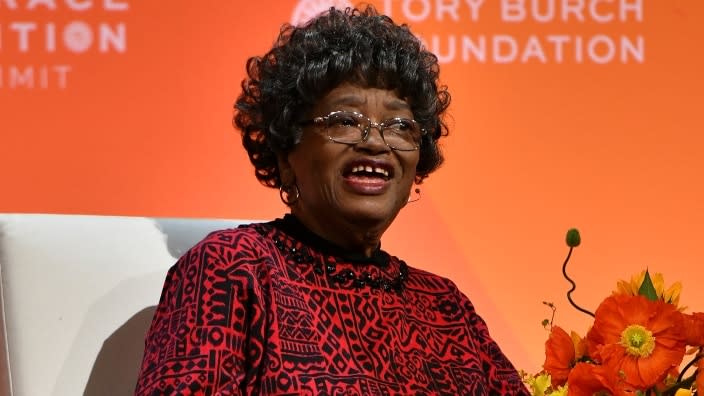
[271,214,390,267]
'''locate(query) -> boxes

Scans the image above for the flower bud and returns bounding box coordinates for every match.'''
[566,228,581,247]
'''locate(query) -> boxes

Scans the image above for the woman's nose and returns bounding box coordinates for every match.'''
[357,124,390,151]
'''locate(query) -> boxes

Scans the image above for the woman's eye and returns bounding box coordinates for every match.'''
[390,119,414,132]
[330,114,359,127]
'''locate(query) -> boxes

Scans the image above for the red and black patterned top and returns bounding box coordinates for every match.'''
[135,215,529,395]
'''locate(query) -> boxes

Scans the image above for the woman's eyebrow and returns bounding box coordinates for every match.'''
[384,98,411,111]
[326,94,410,112]
[327,95,365,107]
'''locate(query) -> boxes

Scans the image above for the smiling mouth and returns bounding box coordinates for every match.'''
[342,159,395,181]
[342,161,394,194]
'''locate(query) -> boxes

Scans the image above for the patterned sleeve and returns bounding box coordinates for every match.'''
[456,284,531,395]
[135,229,271,396]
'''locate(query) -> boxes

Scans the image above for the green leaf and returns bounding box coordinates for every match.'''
[638,270,658,301]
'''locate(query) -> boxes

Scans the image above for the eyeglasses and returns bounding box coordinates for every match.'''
[300,111,426,151]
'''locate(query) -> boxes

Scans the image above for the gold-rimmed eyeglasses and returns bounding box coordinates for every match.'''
[300,111,426,151]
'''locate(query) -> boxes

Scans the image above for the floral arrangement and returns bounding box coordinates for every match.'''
[522,229,704,396]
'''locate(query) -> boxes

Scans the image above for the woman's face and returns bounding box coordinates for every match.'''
[281,83,420,247]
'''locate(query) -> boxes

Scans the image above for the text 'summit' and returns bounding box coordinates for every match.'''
[0,0,130,90]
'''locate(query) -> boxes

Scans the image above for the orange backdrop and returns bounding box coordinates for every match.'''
[2,0,703,373]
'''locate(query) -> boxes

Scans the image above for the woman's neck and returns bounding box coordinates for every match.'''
[289,210,389,257]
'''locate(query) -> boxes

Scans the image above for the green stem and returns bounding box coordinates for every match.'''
[677,352,702,383]
[561,246,595,318]
[661,373,697,395]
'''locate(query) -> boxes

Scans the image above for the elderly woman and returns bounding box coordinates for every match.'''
[136,6,528,395]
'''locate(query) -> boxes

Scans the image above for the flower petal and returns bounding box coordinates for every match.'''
[543,326,575,387]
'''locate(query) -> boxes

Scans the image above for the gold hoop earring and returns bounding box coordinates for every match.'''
[407,187,421,203]
[279,183,300,206]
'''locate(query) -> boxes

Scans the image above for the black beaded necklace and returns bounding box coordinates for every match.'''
[259,215,408,293]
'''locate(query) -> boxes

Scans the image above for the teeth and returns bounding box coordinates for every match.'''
[351,165,389,177]
[375,167,389,177]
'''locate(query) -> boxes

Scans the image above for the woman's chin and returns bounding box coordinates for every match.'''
[338,200,402,227]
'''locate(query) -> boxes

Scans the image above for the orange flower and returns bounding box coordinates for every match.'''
[682,312,704,346]
[566,363,617,396]
[565,363,605,395]
[543,326,579,387]
[567,362,642,396]
[586,294,686,389]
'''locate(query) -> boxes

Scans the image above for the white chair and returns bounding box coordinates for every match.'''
[0,214,249,396]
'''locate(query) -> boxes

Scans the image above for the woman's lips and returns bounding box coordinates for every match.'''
[343,174,390,194]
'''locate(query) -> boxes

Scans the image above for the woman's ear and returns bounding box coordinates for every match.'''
[277,153,295,186]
